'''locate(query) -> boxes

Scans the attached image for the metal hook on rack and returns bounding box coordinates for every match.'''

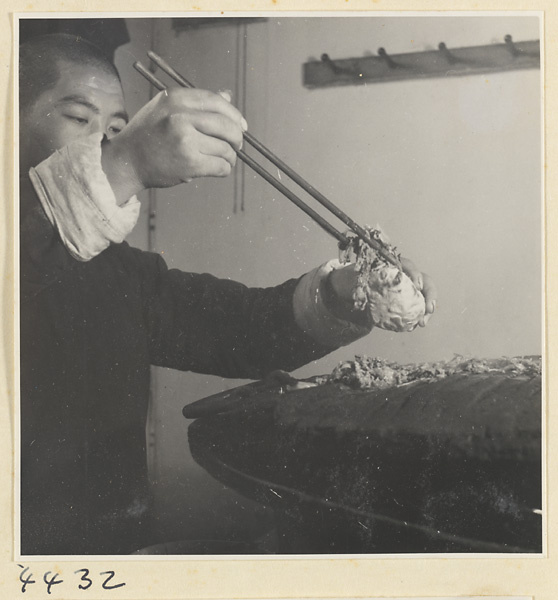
[320,53,360,77]
[504,34,520,57]
[378,47,400,69]
[438,42,459,64]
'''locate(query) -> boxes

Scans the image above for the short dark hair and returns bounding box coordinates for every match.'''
[19,33,121,111]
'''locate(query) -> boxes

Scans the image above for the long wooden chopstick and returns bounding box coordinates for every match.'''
[146,51,399,267]
[133,61,348,245]
[134,56,402,269]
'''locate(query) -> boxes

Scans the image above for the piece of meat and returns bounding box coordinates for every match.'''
[339,226,426,332]
[326,354,542,390]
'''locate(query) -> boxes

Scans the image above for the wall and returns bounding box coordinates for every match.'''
[129,16,542,543]
[243,15,542,369]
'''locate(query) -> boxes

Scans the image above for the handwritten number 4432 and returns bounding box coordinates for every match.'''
[18,565,125,594]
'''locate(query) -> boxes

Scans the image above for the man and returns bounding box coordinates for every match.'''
[19,33,436,555]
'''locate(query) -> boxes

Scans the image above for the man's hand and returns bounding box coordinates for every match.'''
[399,257,437,327]
[101,88,247,205]
[328,258,437,328]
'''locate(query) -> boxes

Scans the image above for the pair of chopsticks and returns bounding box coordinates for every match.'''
[133,51,402,270]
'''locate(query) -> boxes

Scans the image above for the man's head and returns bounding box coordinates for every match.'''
[19,33,128,174]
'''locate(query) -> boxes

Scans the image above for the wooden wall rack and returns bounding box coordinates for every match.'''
[303,36,540,88]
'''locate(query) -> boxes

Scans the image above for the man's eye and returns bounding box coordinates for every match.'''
[108,121,127,135]
[65,115,89,125]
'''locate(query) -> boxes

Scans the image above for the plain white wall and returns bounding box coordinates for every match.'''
[243,15,542,369]
[119,16,542,542]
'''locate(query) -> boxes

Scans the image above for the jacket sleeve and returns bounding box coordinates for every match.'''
[138,250,342,379]
[20,138,371,376]
[20,175,371,378]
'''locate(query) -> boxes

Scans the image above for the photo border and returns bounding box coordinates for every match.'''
[2,2,555,599]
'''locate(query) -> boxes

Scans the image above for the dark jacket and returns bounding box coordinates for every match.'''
[19,184,332,555]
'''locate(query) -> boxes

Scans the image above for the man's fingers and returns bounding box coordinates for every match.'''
[401,257,423,291]
[217,90,248,132]
[218,89,233,103]
[184,154,233,179]
[421,272,437,314]
[172,135,237,179]
[167,110,244,155]
[198,136,238,168]
[191,111,244,151]
[418,312,433,328]
[166,88,248,132]
[401,257,437,317]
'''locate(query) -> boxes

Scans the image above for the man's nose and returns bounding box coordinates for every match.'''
[89,117,105,136]
[89,115,116,138]
[88,121,116,141]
